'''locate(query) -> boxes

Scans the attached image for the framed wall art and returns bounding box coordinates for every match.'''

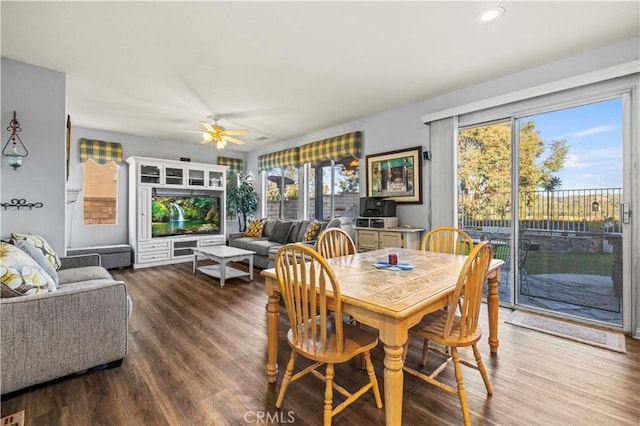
[366,146,422,204]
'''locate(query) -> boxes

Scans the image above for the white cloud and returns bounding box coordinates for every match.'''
[563,153,586,168]
[574,125,617,138]
[551,125,618,141]
[562,146,621,168]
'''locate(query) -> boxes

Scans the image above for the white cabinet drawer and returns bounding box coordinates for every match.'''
[200,236,224,247]
[139,240,171,252]
[138,251,170,263]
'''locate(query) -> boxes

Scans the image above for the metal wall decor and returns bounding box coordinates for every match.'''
[1,198,44,210]
[2,111,29,170]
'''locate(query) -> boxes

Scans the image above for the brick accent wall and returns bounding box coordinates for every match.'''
[84,197,117,225]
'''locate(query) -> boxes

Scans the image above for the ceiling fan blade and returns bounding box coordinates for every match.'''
[200,139,212,144]
[223,129,249,136]
[178,130,204,134]
[223,135,245,145]
[200,121,214,132]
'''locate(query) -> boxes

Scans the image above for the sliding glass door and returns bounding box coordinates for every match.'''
[458,120,514,303]
[515,99,624,326]
[459,97,627,328]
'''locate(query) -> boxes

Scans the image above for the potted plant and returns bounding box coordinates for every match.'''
[226,175,259,232]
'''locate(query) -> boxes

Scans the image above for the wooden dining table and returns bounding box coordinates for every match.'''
[261,247,503,426]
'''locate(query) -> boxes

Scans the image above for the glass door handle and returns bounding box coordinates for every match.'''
[621,203,630,224]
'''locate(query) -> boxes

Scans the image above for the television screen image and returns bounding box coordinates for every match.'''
[151,195,221,238]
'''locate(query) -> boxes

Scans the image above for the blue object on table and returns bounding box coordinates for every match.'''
[373,262,414,270]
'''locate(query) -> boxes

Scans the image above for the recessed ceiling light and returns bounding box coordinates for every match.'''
[480,6,505,23]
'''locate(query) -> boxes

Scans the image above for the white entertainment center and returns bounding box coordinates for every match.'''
[127,156,228,269]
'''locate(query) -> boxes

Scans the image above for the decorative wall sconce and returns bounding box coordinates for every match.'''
[592,200,600,212]
[2,111,28,170]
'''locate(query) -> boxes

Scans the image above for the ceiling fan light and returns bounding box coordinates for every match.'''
[216,141,226,150]
[203,132,213,141]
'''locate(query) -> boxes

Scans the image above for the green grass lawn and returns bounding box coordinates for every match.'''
[525,252,612,276]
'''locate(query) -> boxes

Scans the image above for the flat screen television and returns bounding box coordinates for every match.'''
[151,195,221,238]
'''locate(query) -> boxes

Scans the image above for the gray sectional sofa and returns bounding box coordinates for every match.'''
[229,217,342,269]
[1,253,129,395]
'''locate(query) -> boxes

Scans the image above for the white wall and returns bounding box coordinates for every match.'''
[246,37,640,229]
[1,58,66,254]
[66,127,246,248]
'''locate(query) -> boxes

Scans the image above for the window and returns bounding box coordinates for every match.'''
[457,93,627,328]
[300,131,362,221]
[266,165,299,220]
[83,158,118,225]
[260,131,361,221]
[308,157,359,221]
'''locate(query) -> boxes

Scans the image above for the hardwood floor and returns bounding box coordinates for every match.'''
[2,261,639,425]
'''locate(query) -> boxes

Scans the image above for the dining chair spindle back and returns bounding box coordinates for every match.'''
[421,226,474,255]
[274,243,383,426]
[403,241,494,426]
[316,227,356,259]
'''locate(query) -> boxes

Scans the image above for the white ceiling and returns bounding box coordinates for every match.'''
[2,1,639,152]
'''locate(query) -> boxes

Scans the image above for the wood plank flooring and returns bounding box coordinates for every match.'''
[2,261,639,425]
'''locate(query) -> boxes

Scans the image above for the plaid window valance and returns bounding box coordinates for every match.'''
[299,131,362,166]
[79,138,123,165]
[217,156,244,176]
[257,147,300,173]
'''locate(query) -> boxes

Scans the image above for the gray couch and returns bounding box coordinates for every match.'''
[229,217,342,269]
[1,254,129,395]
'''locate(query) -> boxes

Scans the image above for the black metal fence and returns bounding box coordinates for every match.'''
[460,187,622,234]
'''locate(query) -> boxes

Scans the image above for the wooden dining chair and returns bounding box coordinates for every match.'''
[402,241,494,426]
[274,243,383,425]
[316,227,356,259]
[420,226,474,254]
[316,227,364,366]
[419,226,475,354]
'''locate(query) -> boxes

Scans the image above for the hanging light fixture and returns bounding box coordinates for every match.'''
[2,111,28,170]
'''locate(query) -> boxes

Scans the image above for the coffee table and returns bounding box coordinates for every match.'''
[192,245,255,287]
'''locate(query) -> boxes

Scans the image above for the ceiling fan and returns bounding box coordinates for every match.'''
[199,116,249,149]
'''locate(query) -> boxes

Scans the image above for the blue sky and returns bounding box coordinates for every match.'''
[525,98,623,190]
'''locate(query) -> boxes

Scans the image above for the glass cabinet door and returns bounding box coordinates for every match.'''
[188,168,205,186]
[139,164,161,185]
[164,166,184,186]
[207,170,224,188]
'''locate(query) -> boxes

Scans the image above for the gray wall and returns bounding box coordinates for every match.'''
[2,37,637,251]
[1,58,66,254]
[246,37,640,230]
[66,127,246,248]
